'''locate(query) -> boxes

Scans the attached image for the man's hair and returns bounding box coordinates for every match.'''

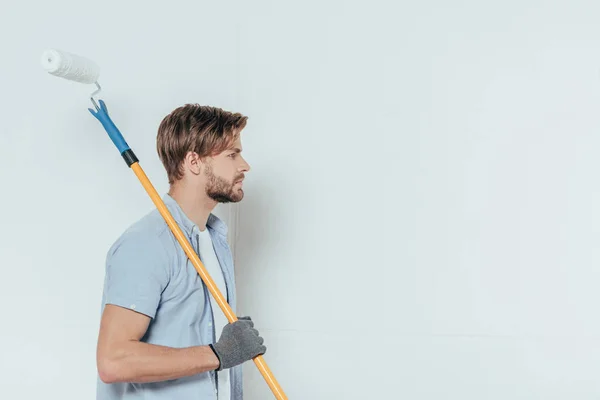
[156,104,248,184]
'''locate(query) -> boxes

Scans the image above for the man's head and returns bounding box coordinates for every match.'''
[156,104,250,203]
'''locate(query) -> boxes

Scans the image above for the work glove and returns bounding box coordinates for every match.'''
[209,316,267,371]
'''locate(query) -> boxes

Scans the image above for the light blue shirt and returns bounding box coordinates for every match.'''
[96,193,243,400]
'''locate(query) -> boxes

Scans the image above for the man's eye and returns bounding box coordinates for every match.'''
[229,153,236,158]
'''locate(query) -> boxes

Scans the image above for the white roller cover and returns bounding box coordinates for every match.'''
[41,49,100,84]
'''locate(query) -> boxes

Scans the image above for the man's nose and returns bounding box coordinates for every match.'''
[240,157,251,172]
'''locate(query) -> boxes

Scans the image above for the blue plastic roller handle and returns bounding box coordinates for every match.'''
[88,99,131,154]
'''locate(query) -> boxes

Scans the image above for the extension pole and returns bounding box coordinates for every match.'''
[89,99,288,400]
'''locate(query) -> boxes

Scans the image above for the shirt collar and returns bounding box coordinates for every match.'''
[161,193,228,237]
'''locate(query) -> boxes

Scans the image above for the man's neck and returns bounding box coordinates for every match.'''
[168,182,217,231]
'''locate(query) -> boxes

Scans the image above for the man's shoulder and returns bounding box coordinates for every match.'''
[106,208,175,260]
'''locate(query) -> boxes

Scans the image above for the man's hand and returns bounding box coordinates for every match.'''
[210,316,267,370]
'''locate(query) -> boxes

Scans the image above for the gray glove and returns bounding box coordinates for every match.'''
[209,316,266,371]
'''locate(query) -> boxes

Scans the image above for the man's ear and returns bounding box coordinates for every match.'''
[183,151,203,176]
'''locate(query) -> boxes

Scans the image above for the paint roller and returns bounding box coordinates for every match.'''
[41,48,288,400]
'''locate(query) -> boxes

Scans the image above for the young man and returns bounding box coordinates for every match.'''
[95,104,264,400]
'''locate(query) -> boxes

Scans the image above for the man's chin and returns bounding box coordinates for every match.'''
[230,191,244,203]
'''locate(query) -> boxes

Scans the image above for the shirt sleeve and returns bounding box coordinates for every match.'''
[102,231,171,319]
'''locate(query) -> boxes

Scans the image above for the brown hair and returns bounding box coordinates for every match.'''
[156,104,248,184]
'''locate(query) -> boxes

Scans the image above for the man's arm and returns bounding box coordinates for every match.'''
[97,304,219,384]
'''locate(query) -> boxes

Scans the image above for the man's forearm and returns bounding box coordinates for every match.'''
[98,341,219,384]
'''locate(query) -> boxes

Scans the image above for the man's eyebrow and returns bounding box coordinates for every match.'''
[229,147,242,153]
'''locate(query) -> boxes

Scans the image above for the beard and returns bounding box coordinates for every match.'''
[204,164,244,203]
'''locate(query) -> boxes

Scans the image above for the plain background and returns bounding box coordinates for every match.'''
[2,1,600,399]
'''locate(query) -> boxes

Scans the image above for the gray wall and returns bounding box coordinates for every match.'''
[2,1,600,399]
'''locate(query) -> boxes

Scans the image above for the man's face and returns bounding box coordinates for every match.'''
[203,137,250,203]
